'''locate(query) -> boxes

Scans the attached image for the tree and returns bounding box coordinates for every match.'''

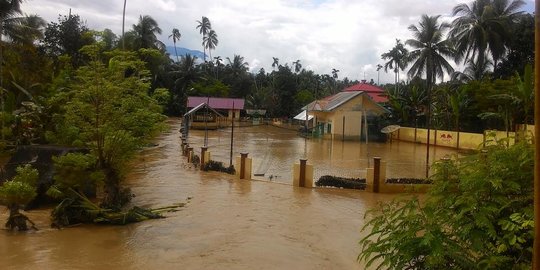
[451,55,493,82]
[50,45,165,207]
[0,13,46,145]
[132,15,163,50]
[224,54,251,97]
[494,12,534,78]
[274,65,298,117]
[384,86,409,124]
[331,68,339,93]
[272,57,279,70]
[450,0,525,68]
[0,0,23,83]
[214,56,222,79]
[168,54,201,114]
[0,164,38,231]
[292,59,302,73]
[407,14,454,176]
[407,15,454,87]
[41,14,95,67]
[226,54,249,75]
[405,85,427,141]
[203,29,218,60]
[381,39,409,91]
[376,64,383,85]
[99,28,117,51]
[448,87,470,148]
[7,14,46,45]
[169,28,181,62]
[196,16,211,62]
[0,0,23,143]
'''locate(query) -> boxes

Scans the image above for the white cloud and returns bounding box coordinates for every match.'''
[21,0,531,84]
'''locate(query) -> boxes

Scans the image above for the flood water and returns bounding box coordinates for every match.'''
[195,122,459,181]
[0,118,458,269]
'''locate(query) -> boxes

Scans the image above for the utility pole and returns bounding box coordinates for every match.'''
[204,97,209,147]
[229,101,235,167]
[122,0,127,50]
[533,1,540,267]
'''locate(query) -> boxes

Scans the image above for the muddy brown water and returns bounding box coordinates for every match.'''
[0,118,458,269]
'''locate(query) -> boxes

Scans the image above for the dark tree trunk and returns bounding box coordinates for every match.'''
[5,204,36,231]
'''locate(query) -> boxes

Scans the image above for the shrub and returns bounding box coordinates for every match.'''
[316,175,366,190]
[202,160,235,175]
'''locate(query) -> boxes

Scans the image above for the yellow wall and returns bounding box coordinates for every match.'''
[331,111,363,140]
[227,109,241,119]
[393,127,485,150]
[458,132,484,149]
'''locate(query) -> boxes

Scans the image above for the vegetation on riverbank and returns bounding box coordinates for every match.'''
[359,140,533,269]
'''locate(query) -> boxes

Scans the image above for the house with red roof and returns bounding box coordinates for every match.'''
[295,82,388,140]
[342,80,388,103]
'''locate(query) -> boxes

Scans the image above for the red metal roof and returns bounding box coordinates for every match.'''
[343,82,387,103]
[187,97,245,110]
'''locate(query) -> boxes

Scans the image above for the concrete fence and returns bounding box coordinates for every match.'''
[390,126,536,150]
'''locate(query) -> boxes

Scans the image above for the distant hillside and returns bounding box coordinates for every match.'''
[166,46,205,61]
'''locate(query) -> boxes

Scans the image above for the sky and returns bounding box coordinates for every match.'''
[21,0,535,84]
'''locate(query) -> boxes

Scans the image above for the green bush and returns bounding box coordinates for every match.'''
[202,160,235,175]
[0,165,39,230]
[359,141,534,269]
[316,175,366,190]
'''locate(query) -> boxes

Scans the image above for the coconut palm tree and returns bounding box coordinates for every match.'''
[376,64,383,85]
[214,56,222,79]
[381,39,409,91]
[451,55,493,82]
[406,14,455,177]
[448,88,470,148]
[292,60,302,73]
[272,57,279,70]
[226,54,249,77]
[169,28,181,62]
[331,68,340,93]
[132,15,162,49]
[203,29,218,60]
[331,68,339,79]
[169,54,201,113]
[404,86,428,142]
[196,16,211,62]
[450,0,524,68]
[407,15,455,93]
[8,14,45,45]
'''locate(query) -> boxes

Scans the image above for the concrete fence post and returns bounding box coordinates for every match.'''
[187,147,193,162]
[299,159,307,187]
[373,157,381,193]
[200,147,208,168]
[240,152,248,179]
[293,159,313,188]
[182,142,187,156]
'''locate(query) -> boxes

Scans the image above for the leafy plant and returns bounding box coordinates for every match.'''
[0,164,39,231]
[359,140,534,269]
